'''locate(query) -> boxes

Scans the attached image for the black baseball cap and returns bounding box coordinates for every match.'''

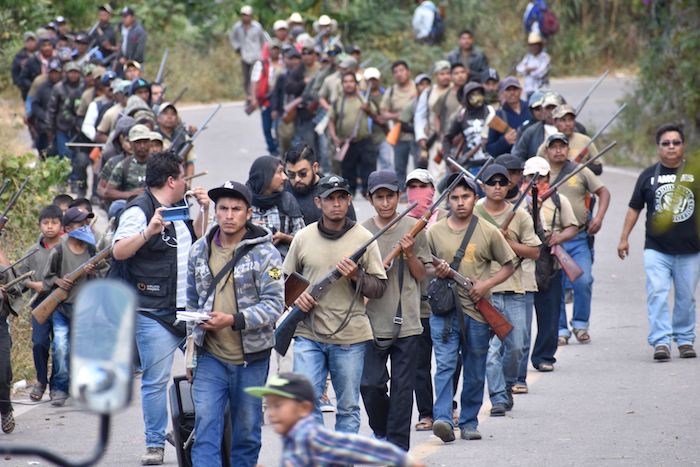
[367,170,399,194]
[446,172,478,193]
[74,32,90,44]
[546,133,569,147]
[481,164,510,182]
[494,153,524,171]
[62,207,94,226]
[121,6,135,16]
[315,175,351,198]
[208,181,252,207]
[245,372,315,403]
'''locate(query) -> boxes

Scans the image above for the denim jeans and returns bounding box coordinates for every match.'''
[486,293,527,404]
[293,336,367,433]
[260,106,278,155]
[32,313,54,388]
[643,249,700,348]
[393,140,417,189]
[532,270,563,367]
[135,312,183,447]
[192,351,269,467]
[431,312,491,430]
[517,292,535,385]
[559,231,594,336]
[52,305,72,393]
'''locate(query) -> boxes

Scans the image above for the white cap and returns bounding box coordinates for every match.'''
[288,12,303,23]
[240,5,253,15]
[523,156,551,176]
[273,20,288,31]
[364,67,381,81]
[318,15,332,26]
[528,31,543,44]
[406,168,434,185]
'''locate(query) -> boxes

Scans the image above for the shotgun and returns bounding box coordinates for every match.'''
[430,254,513,339]
[1,270,34,291]
[0,180,10,200]
[551,244,583,282]
[282,96,303,124]
[335,89,371,162]
[274,202,418,356]
[284,272,310,308]
[32,246,112,324]
[575,69,609,117]
[154,48,169,84]
[0,176,30,233]
[0,248,38,274]
[171,86,189,106]
[499,172,539,231]
[178,104,222,165]
[574,104,626,163]
[446,155,495,185]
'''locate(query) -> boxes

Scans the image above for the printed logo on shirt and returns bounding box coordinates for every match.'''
[655,183,695,223]
[464,244,477,262]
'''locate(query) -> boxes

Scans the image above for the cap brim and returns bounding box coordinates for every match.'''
[317,186,351,198]
[245,386,299,400]
[208,187,250,205]
[368,183,399,194]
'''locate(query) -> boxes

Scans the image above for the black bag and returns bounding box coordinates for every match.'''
[427,216,478,316]
[534,193,560,291]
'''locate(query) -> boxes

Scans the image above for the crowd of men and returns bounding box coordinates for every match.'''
[4,3,699,467]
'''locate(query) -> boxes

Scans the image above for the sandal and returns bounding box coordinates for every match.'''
[557,336,569,346]
[1,411,14,434]
[512,384,528,394]
[415,417,433,431]
[30,383,46,402]
[573,328,591,344]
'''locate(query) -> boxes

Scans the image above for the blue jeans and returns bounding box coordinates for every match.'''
[377,141,395,171]
[517,292,535,385]
[260,106,277,155]
[32,313,54,388]
[293,336,367,433]
[192,351,268,467]
[431,312,491,430]
[52,305,71,393]
[486,293,527,404]
[135,312,182,448]
[559,232,594,336]
[643,249,700,348]
[393,140,417,189]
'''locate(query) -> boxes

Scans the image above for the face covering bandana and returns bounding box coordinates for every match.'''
[467,92,485,107]
[67,225,96,246]
[407,186,435,218]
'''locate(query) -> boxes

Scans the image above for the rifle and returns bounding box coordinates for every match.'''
[551,244,583,282]
[382,174,466,268]
[0,180,10,200]
[0,176,30,233]
[335,89,371,162]
[171,86,189,106]
[430,255,513,340]
[499,172,539,231]
[1,270,34,291]
[446,155,495,185]
[274,202,418,356]
[32,246,112,325]
[284,272,310,308]
[178,104,222,165]
[574,103,626,163]
[575,69,609,117]
[0,248,38,274]
[539,141,616,202]
[282,96,303,124]
[154,48,169,85]
[184,171,208,182]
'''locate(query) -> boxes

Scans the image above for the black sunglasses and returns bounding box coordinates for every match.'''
[286,169,309,179]
[484,178,509,187]
[659,140,682,147]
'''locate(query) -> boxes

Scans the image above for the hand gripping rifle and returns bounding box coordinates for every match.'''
[499,172,539,231]
[32,246,112,325]
[574,104,626,163]
[177,104,222,166]
[335,89,371,162]
[0,176,30,234]
[430,254,513,339]
[274,202,417,356]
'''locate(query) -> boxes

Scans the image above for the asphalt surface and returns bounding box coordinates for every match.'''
[4,75,700,466]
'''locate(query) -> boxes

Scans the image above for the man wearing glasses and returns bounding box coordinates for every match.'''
[618,124,699,361]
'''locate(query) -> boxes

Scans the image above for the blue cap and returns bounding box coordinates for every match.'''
[67,225,96,246]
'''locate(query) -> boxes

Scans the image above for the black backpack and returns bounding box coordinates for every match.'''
[429,11,445,44]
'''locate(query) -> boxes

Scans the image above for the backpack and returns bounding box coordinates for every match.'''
[429,10,445,44]
[540,9,559,36]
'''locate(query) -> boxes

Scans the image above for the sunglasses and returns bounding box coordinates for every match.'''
[286,169,309,179]
[301,49,314,55]
[659,140,682,147]
[484,178,509,187]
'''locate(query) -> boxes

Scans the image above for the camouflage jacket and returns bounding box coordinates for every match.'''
[186,223,284,363]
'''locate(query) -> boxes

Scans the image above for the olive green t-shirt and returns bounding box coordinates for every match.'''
[203,241,244,364]
[319,72,342,105]
[548,161,605,226]
[362,216,429,339]
[381,83,417,141]
[328,94,375,141]
[434,86,461,131]
[283,222,387,344]
[428,217,516,322]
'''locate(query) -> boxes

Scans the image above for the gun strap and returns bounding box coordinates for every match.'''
[373,254,404,350]
[202,243,253,306]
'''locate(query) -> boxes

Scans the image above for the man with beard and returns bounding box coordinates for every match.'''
[486,77,531,157]
[246,155,305,260]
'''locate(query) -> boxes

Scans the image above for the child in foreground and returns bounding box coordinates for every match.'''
[246,373,425,467]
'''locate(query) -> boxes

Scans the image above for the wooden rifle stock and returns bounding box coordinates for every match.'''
[551,244,583,282]
[431,255,512,340]
[284,272,310,308]
[1,270,34,291]
[282,97,303,124]
[32,247,112,325]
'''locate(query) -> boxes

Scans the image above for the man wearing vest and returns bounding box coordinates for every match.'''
[112,152,209,465]
[249,39,285,156]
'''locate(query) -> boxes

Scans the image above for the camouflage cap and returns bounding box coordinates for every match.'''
[128,124,152,142]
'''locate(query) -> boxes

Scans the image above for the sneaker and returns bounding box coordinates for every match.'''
[653,345,671,361]
[460,427,482,440]
[1,411,15,434]
[558,336,569,346]
[490,403,506,417]
[51,390,69,407]
[30,383,46,401]
[536,363,554,372]
[432,420,455,443]
[141,447,164,465]
[319,394,336,413]
[678,345,697,359]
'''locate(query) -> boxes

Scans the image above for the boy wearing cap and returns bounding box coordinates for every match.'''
[186,180,284,466]
[428,174,515,442]
[283,175,387,434]
[543,134,610,345]
[247,372,423,466]
[41,207,99,407]
[474,164,541,415]
[360,170,430,450]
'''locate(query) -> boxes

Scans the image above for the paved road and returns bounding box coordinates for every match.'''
[6,76,700,466]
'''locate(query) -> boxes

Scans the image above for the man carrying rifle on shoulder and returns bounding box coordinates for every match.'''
[542,133,610,345]
[428,174,515,443]
[283,175,387,434]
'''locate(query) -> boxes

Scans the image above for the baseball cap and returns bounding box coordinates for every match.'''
[240,5,253,15]
[48,58,63,72]
[46,22,58,31]
[552,104,576,120]
[433,60,451,74]
[318,15,332,26]
[286,48,301,59]
[111,78,131,94]
[208,180,252,206]
[128,124,151,142]
[446,173,477,193]
[542,91,564,108]
[523,156,551,176]
[499,76,522,92]
[546,132,569,147]
[324,44,342,57]
[528,90,544,108]
[67,225,96,246]
[63,207,94,226]
[245,373,315,403]
[269,38,283,49]
[273,20,288,31]
[55,16,67,24]
[414,73,431,86]
[406,168,434,185]
[149,131,163,142]
[23,31,37,41]
[288,12,303,23]
[64,61,81,73]
[494,154,524,171]
[125,60,142,70]
[485,68,500,83]
[74,32,89,44]
[157,102,177,116]
[481,164,510,182]
[101,70,117,86]
[315,175,351,198]
[367,170,400,194]
[121,6,135,16]
[364,67,381,81]
[99,3,113,14]
[338,56,357,69]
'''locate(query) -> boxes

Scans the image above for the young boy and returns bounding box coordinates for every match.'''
[18,204,63,402]
[42,207,99,407]
[246,373,424,466]
[52,193,74,214]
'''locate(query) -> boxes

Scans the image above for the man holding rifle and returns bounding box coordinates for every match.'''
[283,175,387,434]
[428,174,515,442]
[360,171,430,450]
[542,133,610,345]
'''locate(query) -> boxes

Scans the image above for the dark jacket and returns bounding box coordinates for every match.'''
[18,54,44,97]
[46,79,84,134]
[486,100,532,157]
[512,120,545,161]
[119,21,147,63]
[12,49,32,97]
[90,21,117,57]
[447,46,489,82]
[32,79,58,134]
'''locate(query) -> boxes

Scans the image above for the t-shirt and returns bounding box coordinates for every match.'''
[329,94,374,141]
[628,162,699,255]
[474,202,541,293]
[548,161,604,226]
[380,83,417,141]
[368,91,386,145]
[319,72,342,105]
[96,103,123,134]
[43,237,93,305]
[435,86,461,132]
[203,240,244,364]
[108,157,148,192]
[100,153,125,182]
[428,217,516,322]
[283,222,387,344]
[362,216,429,339]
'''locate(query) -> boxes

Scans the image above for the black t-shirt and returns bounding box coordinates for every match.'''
[628,162,699,255]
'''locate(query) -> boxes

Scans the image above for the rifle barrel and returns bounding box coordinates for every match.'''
[575,69,609,117]
[0,180,10,200]
[0,248,39,274]
[0,176,30,219]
